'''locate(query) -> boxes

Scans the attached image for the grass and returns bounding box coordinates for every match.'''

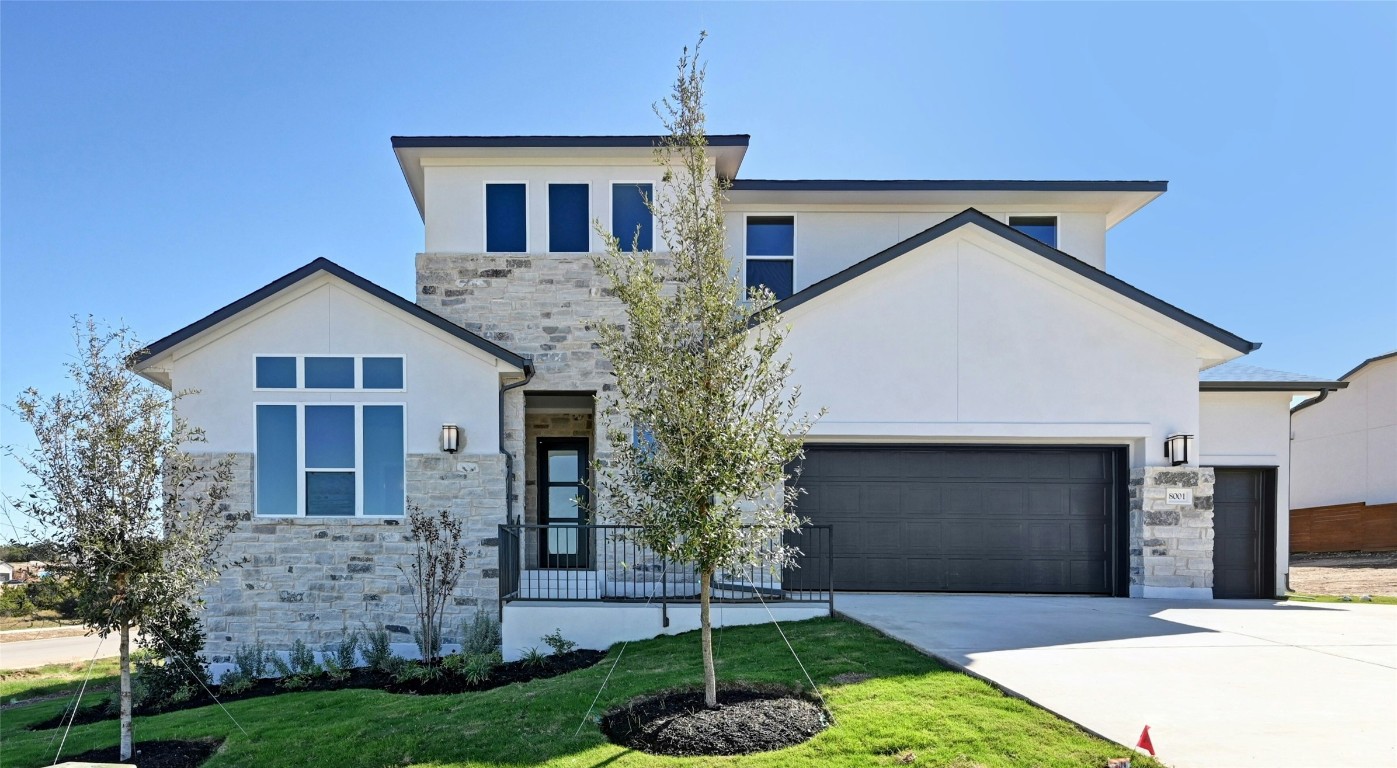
[0,658,120,702]
[1286,592,1397,605]
[1,617,1158,768]
[0,612,83,632]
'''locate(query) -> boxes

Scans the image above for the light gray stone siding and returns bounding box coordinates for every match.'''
[1129,466,1216,593]
[200,452,506,660]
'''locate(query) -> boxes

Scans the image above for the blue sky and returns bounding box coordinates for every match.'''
[2,2,1395,537]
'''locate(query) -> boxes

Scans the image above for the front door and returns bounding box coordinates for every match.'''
[538,438,590,569]
[1212,467,1276,598]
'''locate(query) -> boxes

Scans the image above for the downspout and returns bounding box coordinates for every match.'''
[499,361,535,525]
[1289,386,1334,414]
[1286,385,1335,594]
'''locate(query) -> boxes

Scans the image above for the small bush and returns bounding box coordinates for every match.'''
[134,606,210,712]
[463,652,500,685]
[361,624,395,672]
[325,630,360,670]
[270,639,321,690]
[541,628,576,656]
[461,610,502,656]
[233,641,271,679]
[218,670,253,695]
[519,647,548,670]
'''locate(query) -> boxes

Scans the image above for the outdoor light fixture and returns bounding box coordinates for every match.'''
[440,424,461,454]
[1164,434,1194,466]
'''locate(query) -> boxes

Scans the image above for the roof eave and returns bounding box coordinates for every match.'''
[1200,381,1348,392]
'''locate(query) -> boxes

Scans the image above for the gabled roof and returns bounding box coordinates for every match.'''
[768,207,1260,355]
[1199,362,1346,392]
[132,258,529,371]
[1338,350,1397,381]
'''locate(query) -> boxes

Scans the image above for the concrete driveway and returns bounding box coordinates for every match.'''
[0,632,121,670]
[837,594,1397,768]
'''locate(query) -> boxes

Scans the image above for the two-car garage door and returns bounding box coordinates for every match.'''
[793,445,1123,595]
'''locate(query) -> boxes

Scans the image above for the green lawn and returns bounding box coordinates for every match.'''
[1286,592,1397,605]
[0,657,120,702]
[2,617,1157,768]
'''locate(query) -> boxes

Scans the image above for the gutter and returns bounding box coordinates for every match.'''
[498,361,535,524]
[1290,386,1337,414]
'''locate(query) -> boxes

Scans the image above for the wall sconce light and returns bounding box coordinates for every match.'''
[440,424,461,454]
[1164,434,1194,466]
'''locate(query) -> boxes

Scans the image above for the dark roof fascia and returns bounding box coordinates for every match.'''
[729,179,1167,192]
[1337,350,1397,382]
[391,135,750,149]
[764,208,1259,354]
[1200,381,1347,392]
[133,258,529,370]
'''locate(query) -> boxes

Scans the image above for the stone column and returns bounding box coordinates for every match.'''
[1129,466,1216,599]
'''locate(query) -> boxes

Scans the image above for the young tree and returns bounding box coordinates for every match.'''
[592,35,822,709]
[398,502,470,663]
[6,318,237,761]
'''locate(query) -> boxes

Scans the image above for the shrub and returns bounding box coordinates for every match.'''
[462,652,500,685]
[519,647,548,670]
[541,628,576,656]
[461,609,501,656]
[0,586,34,617]
[398,503,469,663]
[360,624,396,673]
[232,641,271,679]
[325,630,360,670]
[270,639,321,689]
[133,605,209,712]
[218,670,253,695]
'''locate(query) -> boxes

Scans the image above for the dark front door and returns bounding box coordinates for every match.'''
[538,438,590,569]
[792,445,1124,594]
[1212,467,1276,599]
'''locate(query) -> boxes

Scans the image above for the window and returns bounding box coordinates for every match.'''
[485,183,527,252]
[255,403,405,517]
[611,183,653,251]
[744,215,795,300]
[255,356,405,391]
[1009,216,1058,248]
[548,183,590,253]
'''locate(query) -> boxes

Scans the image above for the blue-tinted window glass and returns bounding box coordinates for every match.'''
[306,472,355,517]
[745,259,795,301]
[362,357,403,389]
[305,405,355,468]
[486,183,527,252]
[304,357,354,388]
[1009,216,1058,248]
[549,184,590,253]
[255,357,296,388]
[611,183,653,251]
[363,406,404,516]
[255,405,297,515]
[746,216,794,256]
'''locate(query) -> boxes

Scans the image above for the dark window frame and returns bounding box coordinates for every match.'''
[485,182,529,253]
[744,214,796,300]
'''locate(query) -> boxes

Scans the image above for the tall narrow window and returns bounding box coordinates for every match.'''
[486,183,527,252]
[1009,216,1058,248]
[611,183,653,252]
[255,405,297,515]
[305,405,355,517]
[744,215,795,300]
[548,183,590,253]
[362,405,405,517]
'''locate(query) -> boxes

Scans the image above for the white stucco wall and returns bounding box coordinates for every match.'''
[165,275,507,455]
[778,226,1204,467]
[1291,357,1397,508]
[1200,390,1294,593]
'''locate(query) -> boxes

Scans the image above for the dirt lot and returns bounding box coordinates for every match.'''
[1289,551,1397,597]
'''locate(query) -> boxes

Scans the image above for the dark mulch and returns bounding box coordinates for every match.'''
[601,682,829,757]
[57,738,222,768]
[27,650,606,731]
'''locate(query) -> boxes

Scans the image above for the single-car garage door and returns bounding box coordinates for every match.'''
[791,446,1123,594]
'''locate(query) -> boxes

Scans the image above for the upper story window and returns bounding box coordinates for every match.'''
[611,183,653,252]
[255,356,405,391]
[485,183,528,252]
[255,403,405,517]
[548,183,590,253]
[1008,215,1058,248]
[744,215,795,301]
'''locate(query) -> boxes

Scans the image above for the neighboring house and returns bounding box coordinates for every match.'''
[130,134,1342,661]
[1290,351,1397,553]
[0,563,14,585]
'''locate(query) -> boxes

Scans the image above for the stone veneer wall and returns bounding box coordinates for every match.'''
[201,452,506,661]
[1128,466,1216,597]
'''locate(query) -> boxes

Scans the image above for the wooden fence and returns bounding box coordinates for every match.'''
[1290,502,1397,553]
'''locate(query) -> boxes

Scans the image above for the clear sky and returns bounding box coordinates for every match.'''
[2,2,1395,538]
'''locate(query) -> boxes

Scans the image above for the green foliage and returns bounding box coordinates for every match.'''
[541,628,576,656]
[324,630,361,670]
[0,539,60,564]
[360,624,396,672]
[461,609,501,656]
[270,639,321,689]
[0,585,35,617]
[232,641,271,680]
[133,603,209,712]
[443,650,500,685]
[216,670,252,695]
[518,647,548,670]
[397,503,469,663]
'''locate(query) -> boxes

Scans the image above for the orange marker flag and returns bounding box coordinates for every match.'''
[1136,725,1155,756]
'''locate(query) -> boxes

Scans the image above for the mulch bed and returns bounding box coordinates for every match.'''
[601,682,829,756]
[27,649,606,731]
[57,738,222,768]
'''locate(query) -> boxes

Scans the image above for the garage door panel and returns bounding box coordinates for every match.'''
[795,446,1119,594]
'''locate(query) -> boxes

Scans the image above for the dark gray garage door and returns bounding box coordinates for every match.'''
[791,446,1121,594]
[1212,468,1276,599]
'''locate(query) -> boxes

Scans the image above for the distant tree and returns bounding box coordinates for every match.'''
[591,35,822,709]
[6,318,237,761]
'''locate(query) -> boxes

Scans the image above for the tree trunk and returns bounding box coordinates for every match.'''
[119,620,133,761]
[700,568,717,708]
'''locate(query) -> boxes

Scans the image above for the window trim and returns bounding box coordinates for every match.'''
[742,212,798,299]
[1007,214,1060,249]
[483,181,530,253]
[253,401,408,518]
[546,182,592,254]
[253,355,407,392]
[609,180,656,252]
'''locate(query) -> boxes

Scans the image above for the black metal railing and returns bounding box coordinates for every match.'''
[497,523,833,616]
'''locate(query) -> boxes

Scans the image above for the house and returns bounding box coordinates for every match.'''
[1290,351,1397,553]
[131,134,1343,661]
